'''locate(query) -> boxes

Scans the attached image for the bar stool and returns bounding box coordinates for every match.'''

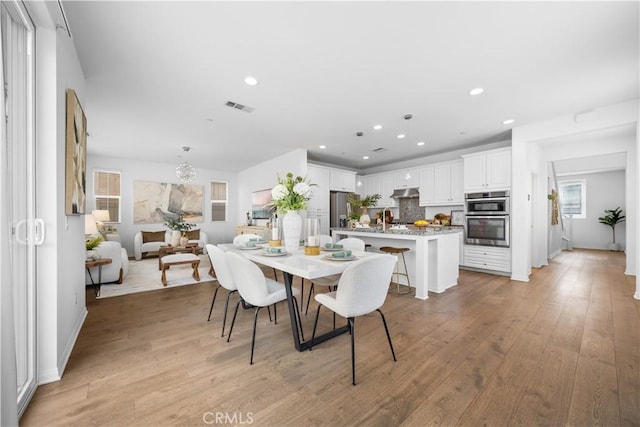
[379,246,412,294]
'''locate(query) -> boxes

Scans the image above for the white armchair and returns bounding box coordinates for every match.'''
[85,241,129,285]
[134,230,208,260]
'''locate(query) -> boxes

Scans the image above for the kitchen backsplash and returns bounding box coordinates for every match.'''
[398,198,424,223]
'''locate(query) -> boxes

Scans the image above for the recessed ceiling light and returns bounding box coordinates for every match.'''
[417,141,425,146]
[373,124,383,130]
[397,134,406,139]
[362,156,369,160]
[244,76,258,86]
[469,87,484,96]
[503,119,515,125]
[319,145,326,149]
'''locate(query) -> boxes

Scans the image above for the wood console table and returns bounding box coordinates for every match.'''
[85,258,112,297]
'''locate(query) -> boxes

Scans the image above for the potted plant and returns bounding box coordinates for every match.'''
[164,214,196,246]
[347,193,381,226]
[85,235,103,260]
[598,207,625,251]
[270,172,314,252]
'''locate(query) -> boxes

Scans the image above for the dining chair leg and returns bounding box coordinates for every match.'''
[376,309,397,361]
[349,317,356,385]
[250,307,262,365]
[310,304,323,351]
[267,305,272,322]
[292,296,305,342]
[226,299,242,343]
[207,285,220,321]
[272,268,278,282]
[304,283,315,315]
[221,290,237,337]
[274,303,277,324]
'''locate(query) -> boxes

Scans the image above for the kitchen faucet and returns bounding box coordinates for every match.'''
[382,207,392,232]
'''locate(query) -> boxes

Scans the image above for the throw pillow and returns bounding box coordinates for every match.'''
[142,230,166,243]
[185,229,200,240]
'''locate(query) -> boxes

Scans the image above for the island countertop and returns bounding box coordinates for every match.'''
[332,227,462,299]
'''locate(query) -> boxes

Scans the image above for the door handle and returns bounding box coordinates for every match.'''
[34,218,45,245]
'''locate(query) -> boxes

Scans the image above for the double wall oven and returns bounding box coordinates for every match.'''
[464,190,510,247]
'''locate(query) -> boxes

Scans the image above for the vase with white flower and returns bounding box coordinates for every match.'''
[271,172,314,252]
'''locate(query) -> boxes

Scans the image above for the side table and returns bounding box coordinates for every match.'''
[85,258,113,297]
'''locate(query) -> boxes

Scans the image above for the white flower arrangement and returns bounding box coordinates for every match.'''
[271,172,314,213]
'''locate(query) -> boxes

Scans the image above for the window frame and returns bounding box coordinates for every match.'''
[92,169,121,223]
[210,180,229,222]
[558,179,586,219]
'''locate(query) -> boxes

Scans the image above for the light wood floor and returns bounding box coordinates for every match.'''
[21,249,639,426]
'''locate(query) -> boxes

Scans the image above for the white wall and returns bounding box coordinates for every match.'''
[558,171,626,250]
[32,17,87,383]
[237,149,307,225]
[86,155,239,254]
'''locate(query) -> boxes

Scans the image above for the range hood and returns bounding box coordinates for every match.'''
[390,187,420,199]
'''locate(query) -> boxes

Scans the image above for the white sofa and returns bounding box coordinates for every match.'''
[133,230,208,260]
[85,241,129,285]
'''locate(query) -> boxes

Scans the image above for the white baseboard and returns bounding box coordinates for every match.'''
[548,248,562,259]
[39,308,87,385]
[510,274,530,282]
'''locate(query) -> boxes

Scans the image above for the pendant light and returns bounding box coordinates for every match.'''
[176,146,197,183]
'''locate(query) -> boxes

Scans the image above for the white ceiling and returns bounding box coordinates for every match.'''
[61,1,639,173]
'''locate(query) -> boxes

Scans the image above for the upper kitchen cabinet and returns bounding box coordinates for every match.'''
[362,173,396,207]
[419,160,463,206]
[393,168,419,189]
[306,164,330,213]
[462,148,511,192]
[329,169,356,192]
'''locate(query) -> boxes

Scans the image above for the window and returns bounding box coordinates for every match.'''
[211,181,228,222]
[93,170,121,222]
[559,179,586,219]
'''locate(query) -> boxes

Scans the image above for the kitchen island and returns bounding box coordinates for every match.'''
[331,227,462,300]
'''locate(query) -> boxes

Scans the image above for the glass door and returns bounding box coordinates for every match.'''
[1,1,37,418]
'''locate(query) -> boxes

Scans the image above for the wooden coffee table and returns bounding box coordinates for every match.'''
[158,244,199,270]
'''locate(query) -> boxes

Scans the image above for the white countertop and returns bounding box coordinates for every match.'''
[332,227,462,240]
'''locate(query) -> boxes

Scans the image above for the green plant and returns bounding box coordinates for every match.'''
[85,235,103,251]
[598,207,625,243]
[348,212,361,221]
[164,214,195,232]
[270,172,314,213]
[347,193,381,209]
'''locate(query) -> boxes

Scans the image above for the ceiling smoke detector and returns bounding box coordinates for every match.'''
[356,131,364,137]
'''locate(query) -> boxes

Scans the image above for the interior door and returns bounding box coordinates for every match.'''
[1,1,38,418]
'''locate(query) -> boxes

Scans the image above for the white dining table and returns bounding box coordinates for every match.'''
[218,243,375,351]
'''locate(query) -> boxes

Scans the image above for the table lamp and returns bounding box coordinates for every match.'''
[84,213,99,237]
[92,210,110,237]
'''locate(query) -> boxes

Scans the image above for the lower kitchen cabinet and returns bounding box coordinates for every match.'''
[462,245,511,273]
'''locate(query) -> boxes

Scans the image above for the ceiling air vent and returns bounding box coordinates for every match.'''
[372,147,386,152]
[225,101,255,113]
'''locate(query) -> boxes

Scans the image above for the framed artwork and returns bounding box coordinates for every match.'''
[65,89,87,215]
[133,181,204,224]
[451,209,464,226]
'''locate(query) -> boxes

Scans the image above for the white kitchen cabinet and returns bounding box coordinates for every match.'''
[329,169,356,192]
[463,148,511,192]
[463,245,511,273]
[419,160,463,206]
[393,168,419,189]
[360,173,396,208]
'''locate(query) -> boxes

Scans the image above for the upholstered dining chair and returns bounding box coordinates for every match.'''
[233,233,280,281]
[225,251,304,364]
[304,237,366,315]
[310,254,397,385]
[206,244,239,337]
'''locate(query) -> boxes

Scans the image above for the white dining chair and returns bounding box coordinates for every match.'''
[310,254,397,385]
[233,233,280,281]
[225,251,304,364]
[206,244,241,337]
[304,237,366,315]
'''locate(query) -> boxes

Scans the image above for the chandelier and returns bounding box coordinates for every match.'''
[176,146,197,183]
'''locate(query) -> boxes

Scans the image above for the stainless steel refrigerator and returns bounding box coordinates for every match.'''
[330,191,356,228]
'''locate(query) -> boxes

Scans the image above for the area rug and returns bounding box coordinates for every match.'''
[96,254,215,299]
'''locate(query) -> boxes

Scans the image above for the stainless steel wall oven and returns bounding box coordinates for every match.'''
[464,191,510,247]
